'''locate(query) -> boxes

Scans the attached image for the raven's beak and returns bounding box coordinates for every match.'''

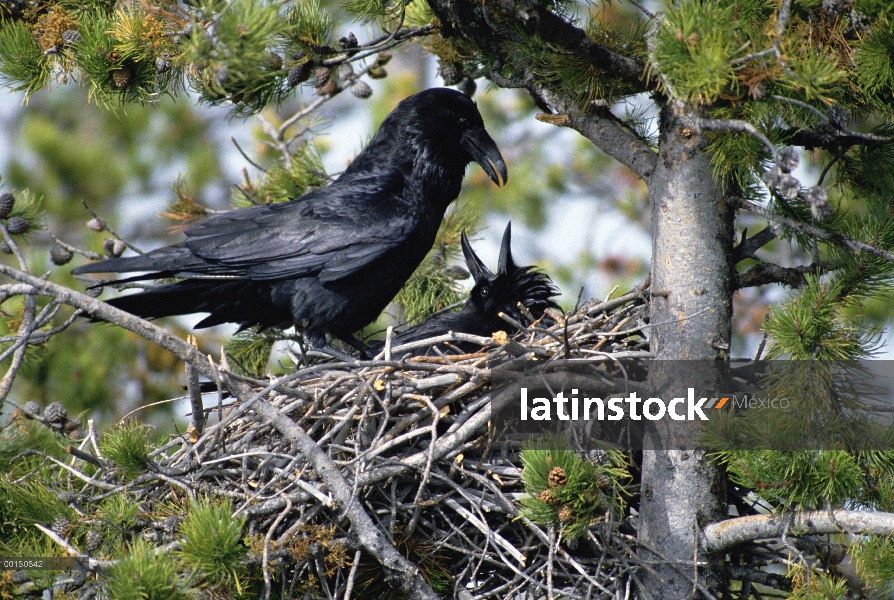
[463,128,508,187]
[461,230,493,283]
[497,222,514,275]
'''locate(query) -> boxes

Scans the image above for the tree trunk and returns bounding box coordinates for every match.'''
[637,105,731,597]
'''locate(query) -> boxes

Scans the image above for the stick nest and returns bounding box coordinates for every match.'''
[9,288,651,599]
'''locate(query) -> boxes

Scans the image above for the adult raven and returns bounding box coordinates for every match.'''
[372,222,560,356]
[72,88,507,354]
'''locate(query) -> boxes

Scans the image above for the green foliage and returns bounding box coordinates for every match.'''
[403,0,434,28]
[0,188,46,236]
[787,568,849,600]
[651,1,746,104]
[0,417,66,477]
[105,538,193,600]
[224,327,283,376]
[715,449,894,509]
[0,21,48,96]
[852,534,894,596]
[235,142,327,207]
[0,477,73,546]
[764,276,879,359]
[854,16,894,109]
[97,494,143,548]
[518,436,629,541]
[705,101,779,195]
[501,28,641,108]
[179,497,248,593]
[184,0,291,116]
[76,11,159,106]
[285,0,334,51]
[99,421,154,476]
[343,0,405,23]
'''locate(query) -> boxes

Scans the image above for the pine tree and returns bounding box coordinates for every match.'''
[3,0,894,598]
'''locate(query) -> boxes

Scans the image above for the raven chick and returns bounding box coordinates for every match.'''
[72,88,507,354]
[373,222,560,356]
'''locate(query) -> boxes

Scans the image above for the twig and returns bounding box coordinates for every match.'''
[737,198,894,264]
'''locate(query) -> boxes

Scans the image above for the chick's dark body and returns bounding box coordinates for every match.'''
[72,88,507,348]
[373,223,560,355]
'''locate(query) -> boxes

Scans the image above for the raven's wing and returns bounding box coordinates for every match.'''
[184,177,416,283]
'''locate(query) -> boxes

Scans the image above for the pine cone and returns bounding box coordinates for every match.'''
[156,57,172,74]
[339,32,358,50]
[264,52,283,71]
[50,243,73,265]
[596,473,612,489]
[438,59,463,86]
[374,51,392,66]
[351,81,373,99]
[0,192,14,218]
[828,105,848,130]
[548,466,568,488]
[313,66,331,89]
[317,79,339,96]
[538,489,560,506]
[288,63,313,87]
[6,216,29,235]
[162,515,181,533]
[805,186,832,221]
[761,166,782,189]
[61,29,80,46]
[22,401,40,416]
[111,66,132,89]
[557,505,573,523]
[368,66,387,79]
[777,146,799,174]
[11,571,30,585]
[777,173,800,199]
[87,217,106,232]
[0,242,11,255]
[51,516,69,536]
[85,529,103,553]
[337,62,354,80]
[105,50,121,64]
[822,0,852,16]
[103,238,126,258]
[44,401,68,423]
[587,448,608,464]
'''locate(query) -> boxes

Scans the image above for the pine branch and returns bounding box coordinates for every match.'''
[734,261,831,290]
[431,0,647,86]
[736,198,894,265]
[427,0,653,147]
[532,89,658,182]
[702,510,894,554]
[731,227,777,263]
[726,566,792,592]
[0,263,219,382]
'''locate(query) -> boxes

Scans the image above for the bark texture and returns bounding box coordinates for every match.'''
[639,105,731,597]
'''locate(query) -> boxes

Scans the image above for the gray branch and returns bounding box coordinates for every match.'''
[703,510,894,553]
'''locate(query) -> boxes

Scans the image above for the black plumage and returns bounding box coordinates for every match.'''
[373,222,560,355]
[72,88,507,352]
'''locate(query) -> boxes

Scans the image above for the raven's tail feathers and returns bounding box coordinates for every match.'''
[102,280,291,330]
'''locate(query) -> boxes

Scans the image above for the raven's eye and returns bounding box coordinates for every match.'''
[480,286,489,297]
[457,117,469,127]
